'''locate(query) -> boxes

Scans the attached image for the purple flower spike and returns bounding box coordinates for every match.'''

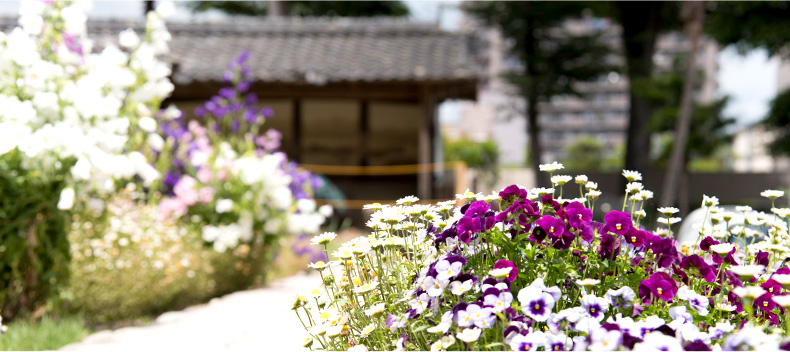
[602,210,632,235]
[493,259,518,283]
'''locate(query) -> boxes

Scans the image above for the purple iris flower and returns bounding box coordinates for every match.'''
[565,201,592,229]
[493,259,518,282]
[638,272,677,302]
[680,255,716,283]
[261,106,274,118]
[219,87,235,100]
[601,211,632,235]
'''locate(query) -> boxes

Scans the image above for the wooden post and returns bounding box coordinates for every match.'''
[454,161,468,205]
[293,99,302,162]
[418,87,434,200]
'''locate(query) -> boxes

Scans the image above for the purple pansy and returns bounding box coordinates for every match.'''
[680,254,717,283]
[638,272,678,302]
[601,210,632,236]
[493,259,519,282]
[565,201,592,229]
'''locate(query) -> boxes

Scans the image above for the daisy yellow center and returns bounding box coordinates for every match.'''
[657,288,663,295]
[616,224,622,231]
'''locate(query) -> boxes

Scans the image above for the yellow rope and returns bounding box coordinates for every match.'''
[299,161,465,176]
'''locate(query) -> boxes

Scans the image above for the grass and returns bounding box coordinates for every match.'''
[0,316,92,351]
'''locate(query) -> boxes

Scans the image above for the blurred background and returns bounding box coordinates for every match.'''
[1,1,786,222]
[1,1,790,349]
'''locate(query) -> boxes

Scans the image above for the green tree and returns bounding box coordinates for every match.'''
[704,2,790,158]
[185,1,409,17]
[602,2,681,174]
[639,60,736,172]
[764,89,790,157]
[563,136,605,171]
[705,1,790,56]
[464,2,615,184]
[444,138,499,188]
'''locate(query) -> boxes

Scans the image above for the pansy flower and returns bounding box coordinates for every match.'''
[545,332,573,351]
[633,331,683,351]
[602,210,632,235]
[677,286,709,316]
[589,327,622,351]
[423,276,448,297]
[679,254,716,283]
[427,311,454,334]
[435,259,463,281]
[565,201,592,229]
[484,288,514,313]
[581,294,610,321]
[518,286,555,322]
[510,331,546,351]
[493,259,519,282]
[623,228,647,247]
[639,272,678,302]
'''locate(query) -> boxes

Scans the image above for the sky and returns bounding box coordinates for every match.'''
[0,0,778,126]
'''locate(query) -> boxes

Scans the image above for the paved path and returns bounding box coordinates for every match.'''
[62,272,319,351]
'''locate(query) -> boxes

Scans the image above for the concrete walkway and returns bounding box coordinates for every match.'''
[61,272,319,351]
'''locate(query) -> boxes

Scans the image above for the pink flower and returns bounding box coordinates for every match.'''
[198,187,215,203]
[174,175,199,205]
[158,197,187,221]
[197,167,213,183]
[217,169,229,181]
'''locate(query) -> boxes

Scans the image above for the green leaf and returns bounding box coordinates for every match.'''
[485,343,505,349]
[413,325,430,333]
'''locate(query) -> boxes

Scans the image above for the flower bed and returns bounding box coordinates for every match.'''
[295,163,790,351]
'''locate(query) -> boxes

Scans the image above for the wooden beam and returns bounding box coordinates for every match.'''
[167,80,477,102]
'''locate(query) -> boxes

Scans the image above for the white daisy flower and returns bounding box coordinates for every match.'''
[657,217,682,225]
[701,195,719,208]
[585,181,598,190]
[310,232,337,245]
[622,170,642,182]
[761,190,784,200]
[397,195,419,205]
[540,162,564,172]
[551,175,572,186]
[575,175,588,184]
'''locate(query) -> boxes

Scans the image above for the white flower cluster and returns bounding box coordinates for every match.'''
[0,1,175,196]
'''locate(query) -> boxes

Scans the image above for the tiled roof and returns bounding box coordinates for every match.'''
[0,17,481,85]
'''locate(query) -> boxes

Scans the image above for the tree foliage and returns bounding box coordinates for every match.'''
[636,58,735,170]
[764,89,790,157]
[563,136,605,171]
[705,1,790,57]
[185,1,410,17]
[463,2,615,183]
